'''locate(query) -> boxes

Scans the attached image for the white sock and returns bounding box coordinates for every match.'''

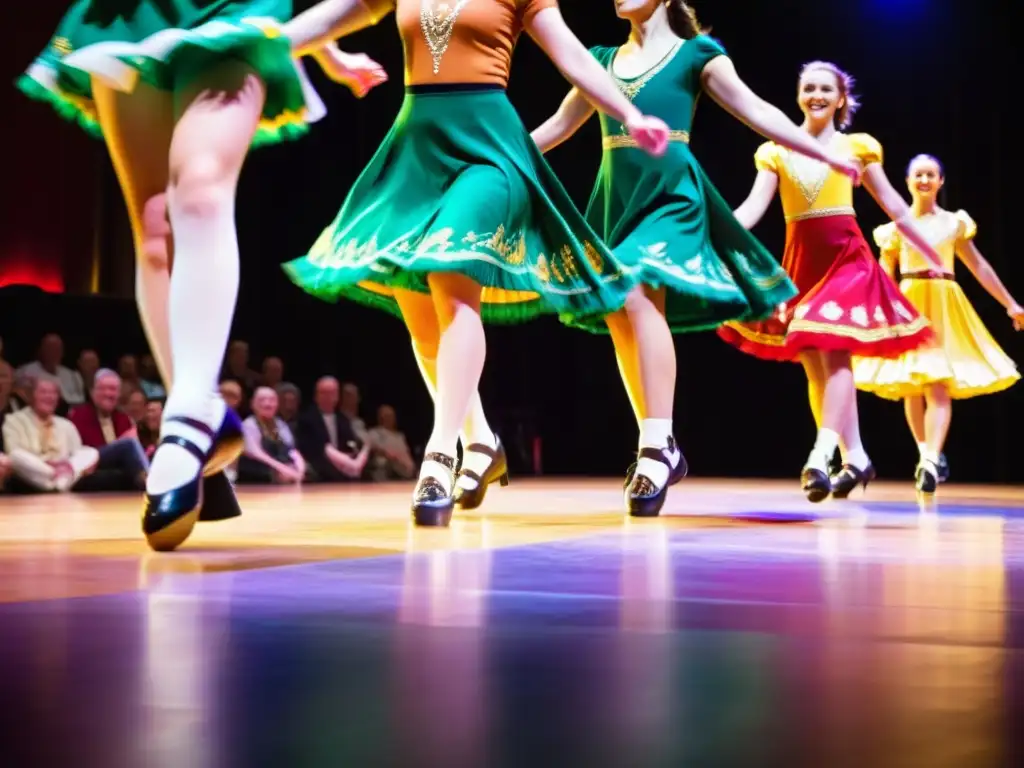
[843,436,870,472]
[916,441,927,459]
[147,189,240,496]
[420,441,456,496]
[805,428,840,472]
[635,418,673,488]
[920,448,940,467]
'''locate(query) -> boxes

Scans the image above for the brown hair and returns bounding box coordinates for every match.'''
[799,61,861,130]
[665,1,708,39]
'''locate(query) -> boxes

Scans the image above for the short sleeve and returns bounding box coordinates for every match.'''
[520,0,558,24]
[955,209,978,241]
[361,0,395,22]
[690,34,727,73]
[588,45,615,67]
[872,222,900,254]
[754,142,778,173]
[848,133,883,166]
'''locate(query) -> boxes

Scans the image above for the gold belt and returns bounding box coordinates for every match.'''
[785,206,856,222]
[603,130,689,150]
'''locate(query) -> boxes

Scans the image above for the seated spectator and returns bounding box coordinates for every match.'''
[295,376,369,482]
[219,379,244,414]
[2,378,98,492]
[124,389,147,424]
[237,387,305,484]
[0,360,13,418]
[340,382,369,443]
[7,370,34,413]
[367,404,416,481]
[138,355,166,399]
[137,399,163,459]
[76,349,100,392]
[222,340,260,394]
[15,333,81,413]
[276,383,301,432]
[260,356,289,389]
[69,369,149,491]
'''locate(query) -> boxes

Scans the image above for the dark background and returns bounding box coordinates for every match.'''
[2,0,1019,484]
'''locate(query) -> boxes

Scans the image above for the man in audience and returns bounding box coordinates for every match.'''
[276,383,301,432]
[222,340,260,395]
[261,356,289,389]
[76,349,100,392]
[340,381,369,443]
[238,387,305,484]
[295,376,369,482]
[2,378,98,492]
[69,369,148,490]
[15,333,85,409]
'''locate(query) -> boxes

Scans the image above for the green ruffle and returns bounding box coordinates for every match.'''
[16,73,102,139]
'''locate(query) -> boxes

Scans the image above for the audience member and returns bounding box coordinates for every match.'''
[219,380,244,413]
[138,399,163,458]
[69,369,148,491]
[276,383,301,432]
[340,382,369,443]
[261,356,290,389]
[7,370,34,412]
[137,355,166,399]
[237,387,305,484]
[124,389,147,423]
[76,349,100,392]
[222,340,260,394]
[295,376,369,482]
[367,404,416,480]
[2,378,98,492]
[15,333,83,409]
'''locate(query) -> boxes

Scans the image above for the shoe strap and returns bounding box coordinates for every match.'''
[424,452,456,477]
[165,414,218,439]
[638,446,671,467]
[157,434,208,463]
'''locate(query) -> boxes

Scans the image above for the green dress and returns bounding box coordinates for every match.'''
[17,0,320,147]
[572,36,797,333]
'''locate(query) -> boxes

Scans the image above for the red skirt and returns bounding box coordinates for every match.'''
[717,214,933,362]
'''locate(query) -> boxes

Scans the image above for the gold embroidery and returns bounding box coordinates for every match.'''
[52,37,72,56]
[609,40,684,101]
[785,206,855,222]
[584,241,604,272]
[781,139,836,207]
[536,254,550,282]
[603,130,689,150]
[420,0,472,75]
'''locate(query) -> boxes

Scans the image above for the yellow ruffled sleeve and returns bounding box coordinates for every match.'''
[754,142,778,173]
[872,222,900,256]
[848,133,883,166]
[955,209,978,241]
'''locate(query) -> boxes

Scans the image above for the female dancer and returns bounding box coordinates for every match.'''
[19,1,386,550]
[853,154,1023,492]
[717,61,946,502]
[529,0,864,516]
[280,0,671,527]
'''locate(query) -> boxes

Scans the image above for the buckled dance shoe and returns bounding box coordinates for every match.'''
[624,436,689,490]
[830,463,876,499]
[453,435,509,510]
[412,452,457,528]
[801,467,832,503]
[625,442,687,518]
[143,410,246,552]
[915,460,939,494]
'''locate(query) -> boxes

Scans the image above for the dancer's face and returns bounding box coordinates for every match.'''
[906,157,944,204]
[797,68,842,125]
[614,0,661,22]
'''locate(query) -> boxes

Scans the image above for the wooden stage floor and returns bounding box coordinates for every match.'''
[1,478,1022,766]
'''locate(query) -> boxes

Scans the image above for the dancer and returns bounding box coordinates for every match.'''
[853,154,1023,492]
[530,0,864,516]
[19,1,387,550]
[281,0,672,526]
[717,61,946,502]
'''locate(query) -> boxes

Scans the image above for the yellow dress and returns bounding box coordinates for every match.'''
[853,209,1020,399]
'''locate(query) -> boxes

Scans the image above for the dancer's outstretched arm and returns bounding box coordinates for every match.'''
[284,0,390,55]
[531,88,594,154]
[526,7,668,156]
[733,171,778,230]
[954,229,1024,329]
[861,165,946,272]
[701,57,859,181]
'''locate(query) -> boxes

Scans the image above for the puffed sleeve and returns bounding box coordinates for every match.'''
[520,0,558,24]
[362,0,395,22]
[848,133,883,166]
[955,209,978,241]
[872,222,900,255]
[754,142,778,173]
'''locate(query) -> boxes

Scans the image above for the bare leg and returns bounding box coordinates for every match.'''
[605,310,645,424]
[800,351,825,428]
[146,62,264,495]
[92,80,176,383]
[904,395,927,461]
[805,350,869,472]
[922,384,952,466]
[417,273,486,497]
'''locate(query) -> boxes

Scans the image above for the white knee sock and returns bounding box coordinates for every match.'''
[635,418,675,489]
[842,437,870,472]
[805,428,840,472]
[147,193,240,495]
[916,441,927,459]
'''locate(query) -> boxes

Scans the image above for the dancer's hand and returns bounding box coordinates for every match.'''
[1008,303,1024,330]
[625,114,670,157]
[314,45,388,97]
[826,153,862,186]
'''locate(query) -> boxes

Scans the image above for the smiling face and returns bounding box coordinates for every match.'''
[906,155,944,205]
[798,67,843,126]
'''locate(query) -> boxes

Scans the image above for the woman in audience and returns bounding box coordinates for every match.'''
[124,389,148,424]
[367,404,416,481]
[238,387,305,484]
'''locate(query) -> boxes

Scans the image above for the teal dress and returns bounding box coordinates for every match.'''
[572,36,797,333]
[17,0,321,147]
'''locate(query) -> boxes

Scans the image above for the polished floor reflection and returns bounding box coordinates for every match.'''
[0,479,1022,766]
